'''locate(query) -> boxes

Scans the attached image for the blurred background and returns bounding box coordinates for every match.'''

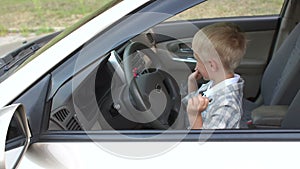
[0,0,111,36]
[0,0,110,55]
[0,0,283,55]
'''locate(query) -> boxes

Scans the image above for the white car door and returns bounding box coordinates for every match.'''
[3,0,300,169]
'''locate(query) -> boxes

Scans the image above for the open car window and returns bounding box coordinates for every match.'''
[46,0,297,132]
[167,0,284,21]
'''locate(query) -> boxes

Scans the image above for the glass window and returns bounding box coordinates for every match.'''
[47,0,290,131]
[168,0,284,21]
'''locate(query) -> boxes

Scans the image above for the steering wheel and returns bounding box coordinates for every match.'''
[123,42,181,129]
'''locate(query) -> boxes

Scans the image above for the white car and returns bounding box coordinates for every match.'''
[1,0,300,168]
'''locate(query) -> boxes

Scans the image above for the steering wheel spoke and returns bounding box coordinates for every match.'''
[123,42,181,129]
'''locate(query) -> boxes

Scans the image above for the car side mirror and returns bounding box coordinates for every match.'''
[0,104,31,169]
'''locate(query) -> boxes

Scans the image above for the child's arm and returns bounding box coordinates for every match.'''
[186,94,209,129]
[188,69,202,93]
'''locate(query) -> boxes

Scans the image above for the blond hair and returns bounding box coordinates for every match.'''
[192,22,247,73]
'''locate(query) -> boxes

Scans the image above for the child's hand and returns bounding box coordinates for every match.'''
[188,69,202,82]
[186,94,209,129]
[187,94,209,117]
[187,64,203,93]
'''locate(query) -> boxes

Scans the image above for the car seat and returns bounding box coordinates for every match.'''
[281,89,300,128]
[241,22,300,128]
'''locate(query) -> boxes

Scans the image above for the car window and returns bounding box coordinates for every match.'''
[167,0,284,21]
[46,0,295,132]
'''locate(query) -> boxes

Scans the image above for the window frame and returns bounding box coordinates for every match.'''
[167,0,286,22]
[23,0,300,143]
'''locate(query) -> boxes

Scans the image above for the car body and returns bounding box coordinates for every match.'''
[1,0,300,168]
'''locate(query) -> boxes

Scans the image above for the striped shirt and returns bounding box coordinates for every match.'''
[183,74,244,129]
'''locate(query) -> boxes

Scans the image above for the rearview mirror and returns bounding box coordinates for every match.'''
[0,104,31,169]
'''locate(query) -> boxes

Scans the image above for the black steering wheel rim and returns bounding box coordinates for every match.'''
[123,42,151,111]
[123,42,181,129]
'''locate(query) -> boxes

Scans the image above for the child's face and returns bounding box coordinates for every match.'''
[194,53,209,80]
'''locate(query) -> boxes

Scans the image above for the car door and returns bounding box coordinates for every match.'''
[8,0,300,168]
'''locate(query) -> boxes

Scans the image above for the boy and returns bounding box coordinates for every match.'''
[185,22,247,129]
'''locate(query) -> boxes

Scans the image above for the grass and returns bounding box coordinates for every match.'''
[0,0,284,36]
[0,25,8,36]
[172,0,284,20]
[0,0,112,36]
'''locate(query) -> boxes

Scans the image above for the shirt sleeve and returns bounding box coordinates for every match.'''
[202,105,238,129]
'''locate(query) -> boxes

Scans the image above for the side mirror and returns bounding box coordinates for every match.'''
[0,104,31,169]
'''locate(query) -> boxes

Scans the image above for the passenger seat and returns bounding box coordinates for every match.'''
[241,22,300,128]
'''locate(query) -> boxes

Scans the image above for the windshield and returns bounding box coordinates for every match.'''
[0,0,120,83]
[0,32,60,83]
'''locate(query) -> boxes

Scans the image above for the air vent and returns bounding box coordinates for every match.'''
[66,117,82,130]
[53,108,70,122]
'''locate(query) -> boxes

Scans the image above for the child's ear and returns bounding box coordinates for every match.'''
[208,59,219,72]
